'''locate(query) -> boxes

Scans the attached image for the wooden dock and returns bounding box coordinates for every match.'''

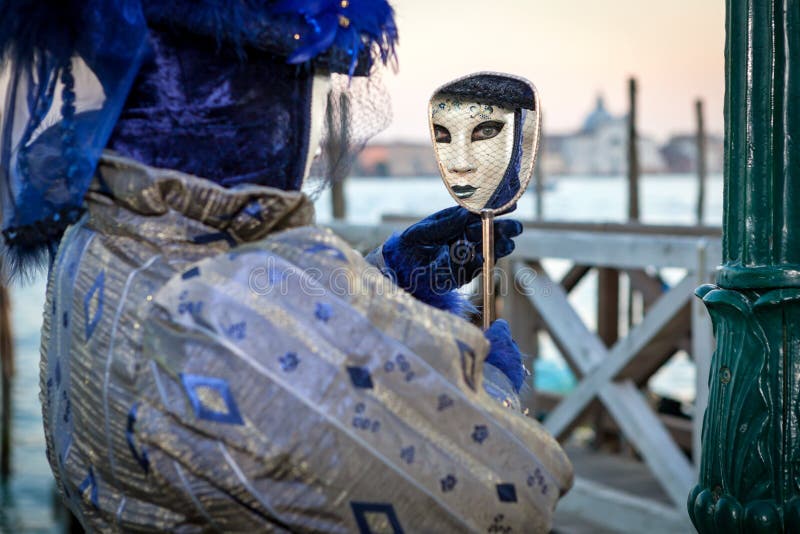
[552,444,690,533]
[334,218,719,533]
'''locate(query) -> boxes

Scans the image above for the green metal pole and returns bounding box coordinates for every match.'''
[689,0,800,532]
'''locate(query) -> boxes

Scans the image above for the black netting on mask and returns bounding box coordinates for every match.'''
[438,74,536,111]
[303,69,392,199]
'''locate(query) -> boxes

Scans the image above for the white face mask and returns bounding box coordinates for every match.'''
[303,73,332,182]
[430,97,515,210]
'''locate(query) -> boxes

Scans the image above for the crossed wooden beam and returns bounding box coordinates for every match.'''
[511,261,696,507]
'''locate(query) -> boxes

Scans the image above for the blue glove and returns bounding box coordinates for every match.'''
[368,206,522,314]
[484,319,526,393]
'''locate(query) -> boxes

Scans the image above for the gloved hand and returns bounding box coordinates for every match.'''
[484,319,527,393]
[367,206,522,314]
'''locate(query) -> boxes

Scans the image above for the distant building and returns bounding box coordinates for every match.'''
[661,134,724,174]
[354,143,439,177]
[354,96,723,178]
[544,96,666,175]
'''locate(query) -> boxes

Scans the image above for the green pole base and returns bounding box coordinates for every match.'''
[689,284,800,533]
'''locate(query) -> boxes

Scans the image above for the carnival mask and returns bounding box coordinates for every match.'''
[429,72,540,214]
[428,72,540,328]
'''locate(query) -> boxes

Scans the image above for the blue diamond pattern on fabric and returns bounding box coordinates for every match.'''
[244,200,264,221]
[126,403,150,473]
[62,394,71,423]
[78,466,99,509]
[83,271,105,341]
[180,374,244,425]
[496,483,518,503]
[192,231,237,247]
[456,340,477,390]
[181,266,200,279]
[315,302,333,322]
[45,378,53,409]
[347,366,374,389]
[350,502,404,534]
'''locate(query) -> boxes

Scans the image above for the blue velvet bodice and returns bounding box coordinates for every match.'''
[107,29,313,191]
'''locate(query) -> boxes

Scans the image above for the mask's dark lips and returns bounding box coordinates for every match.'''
[452,185,477,199]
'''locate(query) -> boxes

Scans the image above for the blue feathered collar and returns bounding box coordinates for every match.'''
[143,0,398,76]
[0,1,397,76]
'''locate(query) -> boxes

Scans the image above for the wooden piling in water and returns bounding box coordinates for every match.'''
[0,283,13,479]
[328,90,349,220]
[695,99,707,225]
[627,78,640,222]
[626,78,641,333]
[332,181,346,219]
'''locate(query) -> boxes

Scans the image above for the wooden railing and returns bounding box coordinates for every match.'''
[330,217,720,533]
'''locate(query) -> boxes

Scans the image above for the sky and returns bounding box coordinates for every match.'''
[375,0,726,144]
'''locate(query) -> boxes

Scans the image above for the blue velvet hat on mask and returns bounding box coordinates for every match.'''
[0,0,398,280]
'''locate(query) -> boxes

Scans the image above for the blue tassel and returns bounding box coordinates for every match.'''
[484,319,526,392]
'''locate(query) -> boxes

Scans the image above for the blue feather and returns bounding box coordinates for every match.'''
[141,0,398,73]
[484,320,526,392]
[274,0,398,73]
[0,0,83,64]
[287,13,340,64]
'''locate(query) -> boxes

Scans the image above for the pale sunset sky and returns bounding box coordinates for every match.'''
[376,0,726,143]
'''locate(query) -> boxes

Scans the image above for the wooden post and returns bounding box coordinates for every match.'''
[627,78,640,222]
[597,269,620,348]
[332,181,346,219]
[596,267,620,451]
[0,283,13,479]
[327,91,348,220]
[689,1,800,531]
[626,79,641,337]
[695,100,707,225]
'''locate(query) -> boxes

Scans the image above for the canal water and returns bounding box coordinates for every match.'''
[1,173,723,532]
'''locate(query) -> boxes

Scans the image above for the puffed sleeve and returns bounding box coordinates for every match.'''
[131,228,572,533]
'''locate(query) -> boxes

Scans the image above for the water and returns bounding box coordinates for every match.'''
[2,281,54,533]
[314,173,722,403]
[1,173,722,532]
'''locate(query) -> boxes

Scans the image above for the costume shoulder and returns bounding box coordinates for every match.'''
[135,226,572,532]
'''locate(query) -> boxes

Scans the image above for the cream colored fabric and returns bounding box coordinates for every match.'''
[40,155,572,533]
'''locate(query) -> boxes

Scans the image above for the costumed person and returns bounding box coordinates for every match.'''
[0,1,573,532]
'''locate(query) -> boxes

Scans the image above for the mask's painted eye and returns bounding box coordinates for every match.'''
[434,124,451,143]
[471,120,504,141]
